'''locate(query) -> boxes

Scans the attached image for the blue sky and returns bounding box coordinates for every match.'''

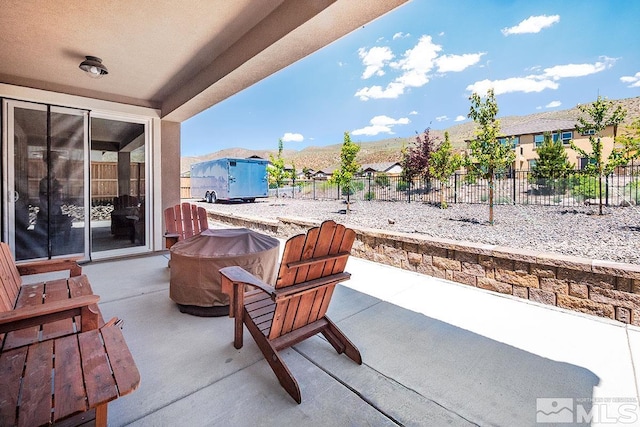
[181,0,640,157]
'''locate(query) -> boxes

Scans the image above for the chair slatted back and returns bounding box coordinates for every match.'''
[269,221,355,339]
[0,242,23,312]
[164,203,208,241]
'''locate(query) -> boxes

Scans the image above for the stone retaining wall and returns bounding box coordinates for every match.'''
[207,210,640,326]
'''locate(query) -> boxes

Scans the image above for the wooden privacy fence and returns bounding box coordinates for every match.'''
[91,162,145,204]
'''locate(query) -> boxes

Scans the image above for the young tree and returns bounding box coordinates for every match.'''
[570,96,629,215]
[401,128,437,182]
[617,118,640,158]
[268,139,289,197]
[329,131,360,212]
[531,131,574,195]
[302,166,313,179]
[429,131,462,209]
[466,89,515,225]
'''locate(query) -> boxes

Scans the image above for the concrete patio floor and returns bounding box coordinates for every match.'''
[79,241,640,426]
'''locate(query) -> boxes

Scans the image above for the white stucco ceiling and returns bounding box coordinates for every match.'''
[0,0,409,122]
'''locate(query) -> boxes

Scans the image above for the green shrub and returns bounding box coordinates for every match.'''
[365,191,375,201]
[396,180,409,191]
[530,177,569,195]
[570,175,602,200]
[625,179,640,204]
[341,180,364,196]
[374,173,390,187]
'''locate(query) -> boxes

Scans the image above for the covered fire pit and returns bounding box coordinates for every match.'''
[169,228,280,316]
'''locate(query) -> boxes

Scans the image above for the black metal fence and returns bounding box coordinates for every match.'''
[274,163,640,207]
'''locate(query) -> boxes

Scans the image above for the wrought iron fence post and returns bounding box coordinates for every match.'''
[606,173,610,206]
[454,173,458,204]
[512,171,516,204]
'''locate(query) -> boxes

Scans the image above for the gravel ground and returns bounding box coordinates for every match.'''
[203,198,640,265]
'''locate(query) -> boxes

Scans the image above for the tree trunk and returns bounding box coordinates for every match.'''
[598,173,603,215]
[488,176,494,225]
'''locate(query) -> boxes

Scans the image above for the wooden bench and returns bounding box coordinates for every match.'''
[0,243,140,426]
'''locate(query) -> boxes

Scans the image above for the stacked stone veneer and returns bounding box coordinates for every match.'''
[207,210,640,326]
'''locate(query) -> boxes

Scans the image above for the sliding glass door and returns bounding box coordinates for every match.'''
[3,100,89,260]
[90,116,148,254]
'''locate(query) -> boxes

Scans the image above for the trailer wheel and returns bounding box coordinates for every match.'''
[208,192,217,204]
[205,191,211,203]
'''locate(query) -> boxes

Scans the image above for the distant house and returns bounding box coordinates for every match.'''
[467,118,619,172]
[312,167,337,179]
[359,162,403,176]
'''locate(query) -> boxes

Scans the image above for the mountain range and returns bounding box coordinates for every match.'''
[181,96,640,173]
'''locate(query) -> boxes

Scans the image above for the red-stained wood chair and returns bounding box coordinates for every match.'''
[163,202,209,250]
[219,220,361,403]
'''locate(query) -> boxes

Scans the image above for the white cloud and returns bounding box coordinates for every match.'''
[438,31,445,36]
[620,71,640,87]
[454,115,466,122]
[391,35,441,78]
[358,46,394,79]
[356,35,484,101]
[409,110,418,115]
[543,57,616,80]
[466,57,615,95]
[502,14,560,36]
[356,36,440,100]
[545,100,562,108]
[281,132,304,142]
[370,115,410,126]
[355,82,406,100]
[352,115,410,136]
[352,125,393,136]
[436,52,485,73]
[467,77,559,95]
[392,32,410,40]
[435,115,449,122]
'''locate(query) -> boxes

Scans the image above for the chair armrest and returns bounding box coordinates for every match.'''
[219,266,276,296]
[0,294,100,334]
[164,233,180,249]
[16,258,82,277]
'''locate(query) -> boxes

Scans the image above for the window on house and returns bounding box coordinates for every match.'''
[561,131,572,144]
[581,129,596,136]
[579,157,597,170]
[498,137,518,149]
[528,159,537,170]
[534,134,545,148]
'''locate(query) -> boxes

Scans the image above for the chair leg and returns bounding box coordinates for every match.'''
[244,315,301,403]
[322,317,362,365]
[95,403,108,427]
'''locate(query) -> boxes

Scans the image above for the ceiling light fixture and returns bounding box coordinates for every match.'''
[79,56,108,78]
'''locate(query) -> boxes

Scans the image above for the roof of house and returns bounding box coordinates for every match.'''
[360,162,401,172]
[501,119,578,137]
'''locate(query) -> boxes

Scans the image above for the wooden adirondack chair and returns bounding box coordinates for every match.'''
[219,220,362,403]
[164,202,209,250]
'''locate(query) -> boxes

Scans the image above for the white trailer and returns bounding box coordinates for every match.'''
[190,158,269,203]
